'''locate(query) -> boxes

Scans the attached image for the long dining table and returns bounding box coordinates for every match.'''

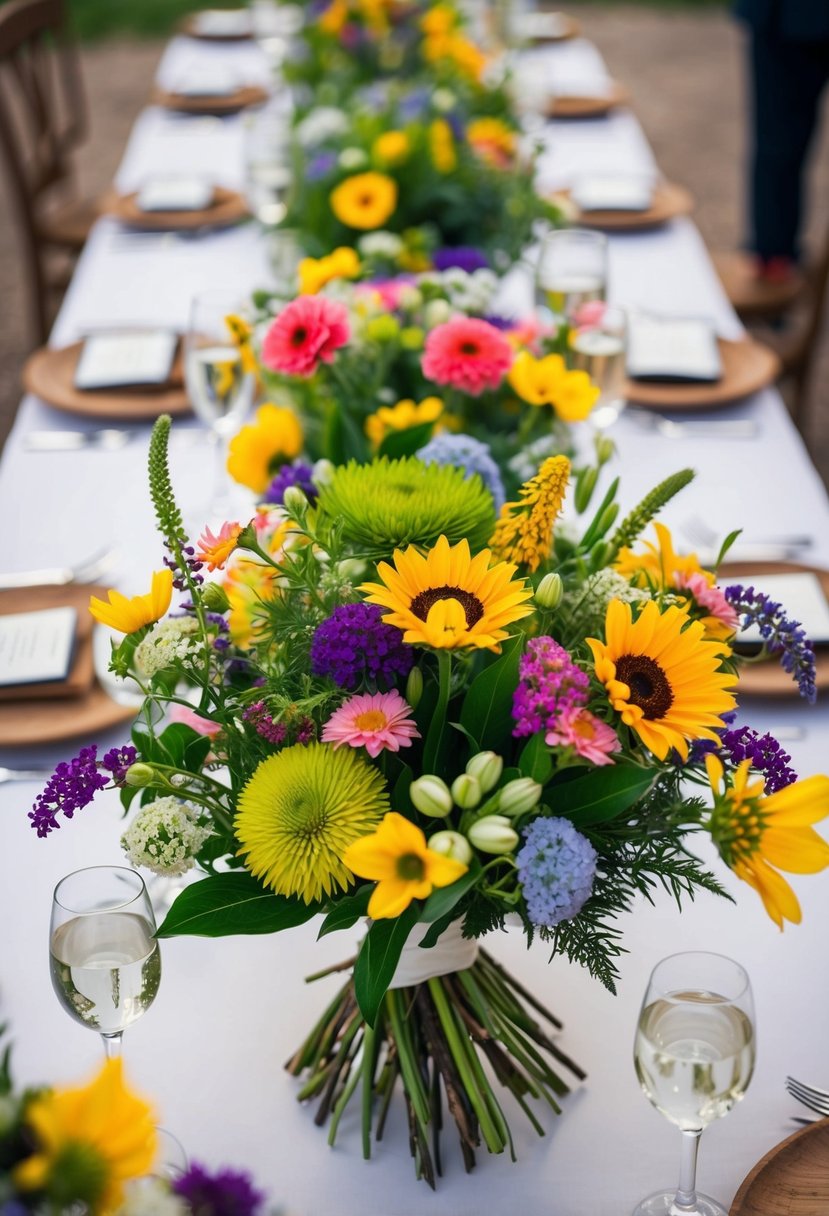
[1,26,828,1216]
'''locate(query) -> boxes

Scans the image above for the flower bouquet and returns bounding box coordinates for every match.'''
[31,410,829,1185]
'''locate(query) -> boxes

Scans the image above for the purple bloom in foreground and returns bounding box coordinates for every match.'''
[29,745,108,837]
[101,744,137,785]
[517,817,597,928]
[432,246,490,274]
[307,151,338,181]
[720,724,797,793]
[173,1161,264,1216]
[311,601,413,690]
[263,461,319,507]
[724,584,817,703]
[512,637,589,738]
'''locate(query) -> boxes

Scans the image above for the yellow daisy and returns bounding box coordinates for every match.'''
[428,118,457,173]
[330,172,398,230]
[373,130,410,165]
[89,569,173,635]
[361,534,533,651]
[365,395,444,449]
[343,811,467,918]
[298,246,361,295]
[554,370,600,422]
[706,753,829,929]
[489,455,570,573]
[586,598,737,761]
[226,403,303,494]
[508,351,566,407]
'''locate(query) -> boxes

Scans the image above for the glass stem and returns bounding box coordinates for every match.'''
[210,429,228,511]
[101,1031,123,1059]
[674,1128,702,1211]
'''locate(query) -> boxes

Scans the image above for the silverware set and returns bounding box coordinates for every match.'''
[0,546,117,590]
[786,1076,829,1123]
[24,429,133,452]
[628,411,760,440]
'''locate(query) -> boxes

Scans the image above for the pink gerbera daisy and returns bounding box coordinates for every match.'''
[261,295,350,378]
[546,707,619,766]
[422,317,513,396]
[321,690,420,759]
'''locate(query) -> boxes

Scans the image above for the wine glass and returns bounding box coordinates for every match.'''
[244,107,294,228]
[535,228,608,326]
[633,951,756,1216]
[569,302,627,429]
[184,289,256,519]
[50,866,161,1059]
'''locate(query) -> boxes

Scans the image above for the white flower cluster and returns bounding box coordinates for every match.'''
[121,797,212,877]
[416,268,499,314]
[579,569,651,614]
[116,1179,188,1216]
[134,617,201,678]
[295,105,348,147]
[357,230,404,260]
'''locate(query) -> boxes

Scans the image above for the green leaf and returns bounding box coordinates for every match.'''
[378,421,435,460]
[716,529,742,568]
[449,720,481,757]
[419,910,458,949]
[419,860,480,924]
[317,886,371,939]
[353,903,420,1027]
[459,633,523,753]
[156,873,319,938]
[518,733,553,785]
[549,765,656,828]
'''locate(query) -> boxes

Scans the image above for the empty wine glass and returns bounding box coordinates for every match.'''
[569,302,627,429]
[50,866,161,1059]
[535,228,608,325]
[184,289,256,519]
[633,951,756,1216]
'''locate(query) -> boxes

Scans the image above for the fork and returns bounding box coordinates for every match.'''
[682,515,814,554]
[0,546,117,591]
[628,412,760,440]
[0,766,53,785]
[785,1076,829,1117]
[24,429,133,452]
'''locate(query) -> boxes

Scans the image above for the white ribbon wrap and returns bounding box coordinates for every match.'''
[388,919,479,989]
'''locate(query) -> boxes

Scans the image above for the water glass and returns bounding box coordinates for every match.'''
[535,228,608,325]
[569,303,627,428]
[244,106,294,227]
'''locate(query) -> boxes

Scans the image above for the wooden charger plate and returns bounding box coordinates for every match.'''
[730,1117,829,1214]
[178,12,252,40]
[521,11,580,43]
[546,82,628,120]
[101,186,248,232]
[625,337,781,410]
[720,560,829,699]
[0,585,136,747]
[151,84,268,116]
[22,342,191,422]
[563,181,694,232]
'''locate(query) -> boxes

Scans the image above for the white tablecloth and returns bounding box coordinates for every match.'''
[1,32,828,1216]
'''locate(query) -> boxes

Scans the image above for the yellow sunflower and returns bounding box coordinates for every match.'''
[343,811,467,918]
[226,403,304,494]
[586,598,737,761]
[360,534,533,651]
[706,753,829,929]
[330,172,398,230]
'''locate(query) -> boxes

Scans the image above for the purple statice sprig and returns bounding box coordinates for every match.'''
[512,637,589,738]
[172,1161,265,1216]
[311,602,413,691]
[725,584,817,703]
[29,745,110,837]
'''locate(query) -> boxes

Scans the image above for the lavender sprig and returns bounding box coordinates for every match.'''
[720,724,797,792]
[725,583,817,703]
[29,746,109,837]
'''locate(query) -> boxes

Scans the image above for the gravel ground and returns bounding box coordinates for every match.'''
[1,9,827,475]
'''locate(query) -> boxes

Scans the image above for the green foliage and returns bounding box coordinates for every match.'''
[353,903,420,1026]
[605,468,695,561]
[459,633,524,754]
[156,873,320,937]
[546,764,656,828]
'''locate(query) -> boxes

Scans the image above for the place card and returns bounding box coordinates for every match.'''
[572,175,654,213]
[734,572,829,647]
[626,315,722,383]
[0,606,77,688]
[137,176,215,212]
[171,66,239,97]
[193,9,252,36]
[74,331,178,391]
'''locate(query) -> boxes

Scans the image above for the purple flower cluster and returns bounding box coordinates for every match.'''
[720,724,797,792]
[172,1161,264,1216]
[205,611,231,653]
[163,544,204,594]
[29,746,109,837]
[512,637,589,738]
[517,817,597,928]
[433,246,490,273]
[311,602,413,690]
[264,461,319,507]
[101,744,137,784]
[243,701,288,745]
[417,433,506,512]
[725,584,817,703]
[307,150,338,181]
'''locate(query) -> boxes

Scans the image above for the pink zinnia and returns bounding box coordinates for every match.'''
[169,703,222,738]
[546,707,619,766]
[571,300,607,329]
[422,317,513,396]
[321,690,420,759]
[675,571,740,633]
[261,295,350,378]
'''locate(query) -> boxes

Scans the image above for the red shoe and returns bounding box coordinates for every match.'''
[753,255,798,284]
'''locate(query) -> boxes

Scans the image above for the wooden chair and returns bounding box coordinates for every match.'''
[712,249,806,323]
[0,0,99,345]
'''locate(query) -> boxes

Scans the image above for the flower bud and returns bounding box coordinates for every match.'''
[282,485,309,524]
[397,285,423,311]
[595,434,616,466]
[406,665,424,710]
[124,763,156,788]
[424,299,452,329]
[498,777,543,817]
[428,830,473,866]
[410,774,453,818]
[575,466,598,514]
[400,325,425,350]
[201,582,231,613]
[339,147,368,170]
[468,815,519,855]
[451,772,482,810]
[366,314,400,343]
[465,751,503,794]
[312,458,336,487]
[534,572,563,611]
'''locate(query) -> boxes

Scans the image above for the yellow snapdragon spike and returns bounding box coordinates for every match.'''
[89,568,173,635]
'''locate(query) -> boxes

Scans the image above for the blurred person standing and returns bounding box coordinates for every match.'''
[735,0,829,281]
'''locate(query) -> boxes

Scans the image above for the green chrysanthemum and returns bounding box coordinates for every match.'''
[317,456,496,551]
[235,742,389,904]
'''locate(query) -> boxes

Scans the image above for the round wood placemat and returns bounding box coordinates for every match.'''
[546,82,628,120]
[625,337,781,410]
[151,84,268,116]
[178,12,252,40]
[100,186,249,232]
[720,560,829,698]
[22,342,191,421]
[730,1117,829,1215]
[562,181,694,232]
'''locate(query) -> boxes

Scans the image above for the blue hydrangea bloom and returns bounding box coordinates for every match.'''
[517,817,597,928]
[416,433,506,513]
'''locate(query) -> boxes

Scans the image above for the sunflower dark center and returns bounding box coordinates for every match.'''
[397,852,425,881]
[291,326,308,346]
[615,653,674,720]
[459,341,479,355]
[359,193,373,207]
[409,586,485,628]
